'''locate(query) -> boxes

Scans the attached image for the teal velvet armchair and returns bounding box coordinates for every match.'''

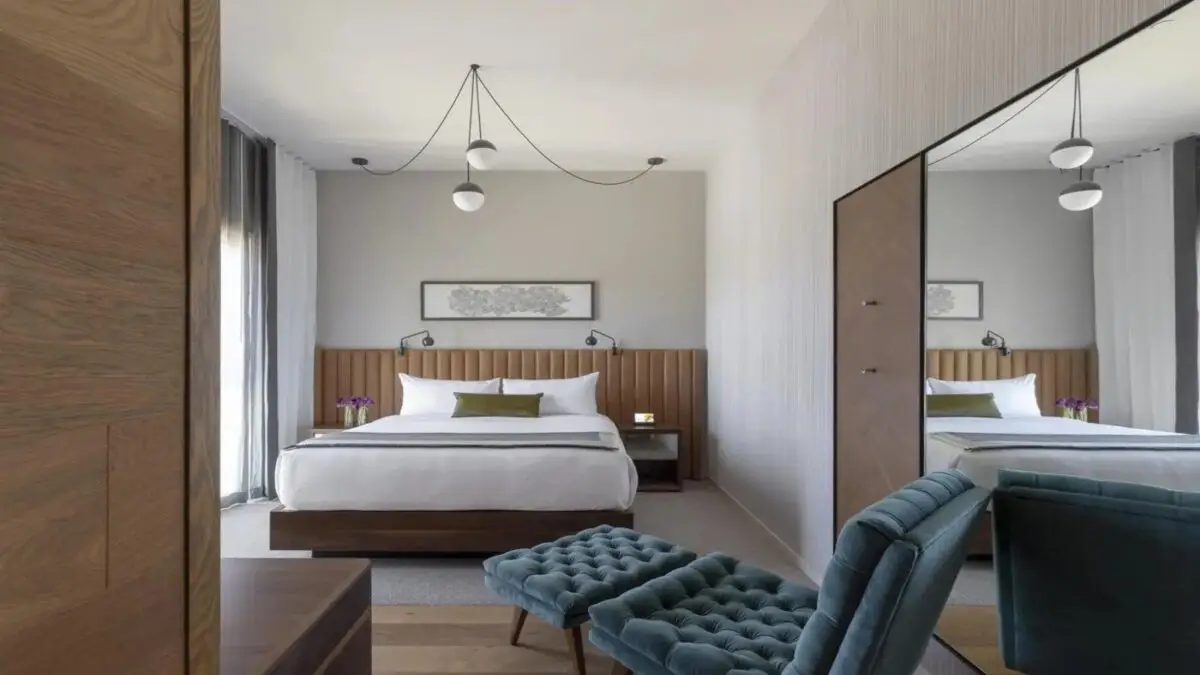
[588,470,991,675]
[993,470,1200,674]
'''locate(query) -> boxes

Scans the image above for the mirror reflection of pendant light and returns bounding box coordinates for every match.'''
[1054,68,1102,211]
[349,64,666,213]
[1049,69,1095,169]
[1059,167,1104,211]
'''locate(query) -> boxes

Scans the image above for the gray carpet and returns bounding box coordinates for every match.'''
[221,484,816,606]
[369,557,500,604]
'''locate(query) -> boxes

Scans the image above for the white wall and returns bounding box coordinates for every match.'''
[926,170,1095,349]
[317,171,705,348]
[706,0,1176,579]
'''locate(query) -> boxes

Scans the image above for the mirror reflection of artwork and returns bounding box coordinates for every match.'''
[926,281,982,320]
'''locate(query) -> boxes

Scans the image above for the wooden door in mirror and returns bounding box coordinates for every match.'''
[834,156,925,536]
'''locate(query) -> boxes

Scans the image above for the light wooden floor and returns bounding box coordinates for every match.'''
[373,605,614,675]
[935,605,1018,675]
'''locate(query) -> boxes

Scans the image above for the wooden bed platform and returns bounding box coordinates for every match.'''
[269,508,635,554]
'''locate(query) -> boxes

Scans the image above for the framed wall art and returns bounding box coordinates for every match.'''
[420,281,596,321]
[925,280,983,320]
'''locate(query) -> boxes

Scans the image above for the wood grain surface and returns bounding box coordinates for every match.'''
[0,0,219,673]
[0,0,195,673]
[221,559,370,675]
[314,348,708,479]
[187,0,221,673]
[371,605,615,675]
[834,157,925,536]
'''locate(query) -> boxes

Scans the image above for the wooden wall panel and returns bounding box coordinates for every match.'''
[314,348,709,479]
[0,0,221,671]
[926,348,1098,414]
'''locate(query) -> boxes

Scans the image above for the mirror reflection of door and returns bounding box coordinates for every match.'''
[922,3,1200,672]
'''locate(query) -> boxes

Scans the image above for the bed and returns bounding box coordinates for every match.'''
[925,415,1195,492]
[270,373,639,554]
[923,347,1200,555]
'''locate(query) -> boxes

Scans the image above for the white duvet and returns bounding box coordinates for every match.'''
[277,413,638,511]
[924,416,1200,491]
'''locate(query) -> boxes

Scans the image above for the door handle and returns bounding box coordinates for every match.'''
[861,368,878,374]
[861,300,879,306]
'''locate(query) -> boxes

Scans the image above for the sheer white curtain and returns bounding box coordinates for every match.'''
[221,120,268,504]
[1093,143,1176,431]
[273,145,318,456]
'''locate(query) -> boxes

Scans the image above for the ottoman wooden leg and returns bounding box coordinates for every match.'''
[509,607,529,646]
[564,625,587,675]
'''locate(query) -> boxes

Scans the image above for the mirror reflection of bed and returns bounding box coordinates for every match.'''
[922,3,1200,672]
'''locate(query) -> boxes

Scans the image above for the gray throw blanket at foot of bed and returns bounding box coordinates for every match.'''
[931,432,1200,452]
[294,430,621,451]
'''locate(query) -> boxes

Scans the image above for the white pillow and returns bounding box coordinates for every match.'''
[398,374,501,416]
[927,374,1042,418]
[502,372,599,416]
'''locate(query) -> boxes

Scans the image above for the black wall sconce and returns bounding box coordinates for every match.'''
[399,330,435,356]
[981,330,1011,356]
[585,329,619,355]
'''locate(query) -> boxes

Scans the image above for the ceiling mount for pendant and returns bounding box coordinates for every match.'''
[348,63,667,212]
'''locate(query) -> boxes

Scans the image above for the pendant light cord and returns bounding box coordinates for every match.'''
[356,64,662,184]
[928,71,1069,168]
[357,67,475,176]
[473,71,660,186]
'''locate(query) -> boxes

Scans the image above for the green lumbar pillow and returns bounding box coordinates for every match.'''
[926,393,1002,418]
[452,392,543,418]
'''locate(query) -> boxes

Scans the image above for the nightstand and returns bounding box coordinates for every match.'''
[306,427,345,439]
[619,426,682,492]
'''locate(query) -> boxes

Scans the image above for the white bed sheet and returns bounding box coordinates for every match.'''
[924,416,1200,491]
[277,413,637,511]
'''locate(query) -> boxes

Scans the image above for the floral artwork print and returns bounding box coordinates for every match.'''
[447,284,572,318]
[926,284,956,317]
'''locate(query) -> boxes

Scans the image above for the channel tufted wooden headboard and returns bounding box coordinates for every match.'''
[925,347,1099,415]
[313,347,708,479]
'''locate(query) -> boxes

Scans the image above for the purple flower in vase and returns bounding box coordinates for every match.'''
[336,397,348,408]
[1055,397,1067,407]
[1087,399,1099,410]
[361,396,375,407]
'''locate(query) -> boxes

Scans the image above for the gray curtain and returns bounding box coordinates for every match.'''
[1174,135,1199,433]
[221,119,270,507]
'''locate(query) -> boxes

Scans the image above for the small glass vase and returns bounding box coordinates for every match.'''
[356,406,368,426]
[1059,407,1075,420]
[342,406,355,428]
[1077,408,1089,423]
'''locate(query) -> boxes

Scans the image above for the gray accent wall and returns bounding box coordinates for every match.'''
[926,170,1096,349]
[706,0,1178,580]
[316,171,705,348]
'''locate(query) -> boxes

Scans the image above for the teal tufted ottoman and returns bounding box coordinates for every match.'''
[483,525,697,675]
[588,553,818,675]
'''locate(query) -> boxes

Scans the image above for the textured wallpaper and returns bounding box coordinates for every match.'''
[706,0,1181,578]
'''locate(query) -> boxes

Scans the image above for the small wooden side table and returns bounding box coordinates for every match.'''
[619,426,683,492]
[307,427,345,439]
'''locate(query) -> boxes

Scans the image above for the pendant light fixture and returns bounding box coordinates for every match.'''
[1053,68,1102,211]
[1058,167,1104,211]
[350,64,666,212]
[1049,69,1095,170]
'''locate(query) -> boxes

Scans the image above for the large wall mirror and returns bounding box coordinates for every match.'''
[923,2,1199,673]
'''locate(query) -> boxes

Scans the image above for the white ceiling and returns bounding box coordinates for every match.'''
[221,0,827,171]
[928,1,1200,172]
